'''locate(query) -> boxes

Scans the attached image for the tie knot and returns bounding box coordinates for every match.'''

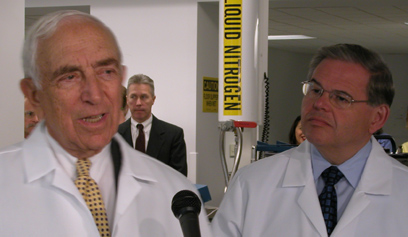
[321,166,344,186]
[76,158,91,177]
[137,124,144,130]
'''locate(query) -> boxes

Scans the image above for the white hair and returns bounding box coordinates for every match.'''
[22,10,122,89]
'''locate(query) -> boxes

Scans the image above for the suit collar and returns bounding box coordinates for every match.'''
[146,115,165,157]
[118,118,133,147]
[130,114,153,128]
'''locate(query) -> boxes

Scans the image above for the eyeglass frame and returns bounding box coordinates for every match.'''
[301,79,369,109]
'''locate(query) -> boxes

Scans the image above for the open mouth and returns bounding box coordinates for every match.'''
[82,114,104,123]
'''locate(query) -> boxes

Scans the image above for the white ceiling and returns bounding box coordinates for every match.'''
[24,1,408,54]
[268,0,408,54]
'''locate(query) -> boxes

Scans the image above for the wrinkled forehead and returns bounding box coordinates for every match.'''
[38,16,122,62]
[38,20,120,67]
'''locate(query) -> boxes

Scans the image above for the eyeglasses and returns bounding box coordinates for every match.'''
[301,80,369,109]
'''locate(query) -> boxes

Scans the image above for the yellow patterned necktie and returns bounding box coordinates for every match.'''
[75,158,110,237]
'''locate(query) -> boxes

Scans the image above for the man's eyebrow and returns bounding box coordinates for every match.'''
[52,65,81,79]
[311,78,352,96]
[51,58,120,79]
[310,78,321,86]
[93,58,120,68]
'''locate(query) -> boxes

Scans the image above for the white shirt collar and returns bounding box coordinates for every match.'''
[130,114,153,128]
[44,126,111,181]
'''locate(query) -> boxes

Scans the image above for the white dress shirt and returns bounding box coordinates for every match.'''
[311,141,370,220]
[45,128,116,228]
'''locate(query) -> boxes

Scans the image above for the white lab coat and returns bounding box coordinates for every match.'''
[212,138,408,237]
[0,123,212,237]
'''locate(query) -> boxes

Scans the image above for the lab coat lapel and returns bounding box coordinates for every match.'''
[22,123,89,210]
[332,138,392,236]
[283,142,328,237]
[112,134,158,229]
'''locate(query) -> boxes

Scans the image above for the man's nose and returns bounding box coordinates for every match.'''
[81,76,103,105]
[313,90,331,110]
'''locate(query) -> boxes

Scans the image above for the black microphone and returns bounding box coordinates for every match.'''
[171,190,202,237]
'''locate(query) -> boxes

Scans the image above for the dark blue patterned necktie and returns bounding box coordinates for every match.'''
[319,166,344,236]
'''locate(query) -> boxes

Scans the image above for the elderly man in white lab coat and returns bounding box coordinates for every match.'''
[211,44,408,236]
[0,10,212,237]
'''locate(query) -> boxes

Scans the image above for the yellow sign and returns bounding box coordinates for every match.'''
[203,77,218,113]
[223,0,242,116]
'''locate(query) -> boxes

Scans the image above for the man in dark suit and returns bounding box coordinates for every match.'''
[118,74,187,176]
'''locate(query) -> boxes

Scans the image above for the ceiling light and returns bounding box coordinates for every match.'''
[268,35,316,40]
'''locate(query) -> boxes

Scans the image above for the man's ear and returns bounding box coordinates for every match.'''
[20,78,40,107]
[369,104,390,134]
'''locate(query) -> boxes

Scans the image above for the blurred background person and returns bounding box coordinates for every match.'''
[373,128,393,153]
[402,142,408,153]
[288,115,305,145]
[118,85,129,124]
[24,97,42,138]
[118,74,187,176]
[403,109,408,152]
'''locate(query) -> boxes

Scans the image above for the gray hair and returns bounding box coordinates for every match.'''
[308,44,394,107]
[127,74,155,96]
[23,10,122,89]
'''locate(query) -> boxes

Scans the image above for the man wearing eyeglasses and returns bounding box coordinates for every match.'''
[212,44,408,236]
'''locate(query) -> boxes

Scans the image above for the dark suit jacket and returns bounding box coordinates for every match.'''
[118,115,187,176]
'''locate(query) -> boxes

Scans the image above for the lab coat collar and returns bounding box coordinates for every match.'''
[281,138,393,237]
[22,123,161,234]
[282,138,392,195]
[22,123,159,185]
[113,133,158,184]
[357,137,392,196]
[333,137,392,236]
[22,122,89,213]
[282,141,328,236]
[111,134,158,230]
[23,121,61,184]
[282,140,312,187]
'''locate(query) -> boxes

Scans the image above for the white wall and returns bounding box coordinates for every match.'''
[0,0,25,147]
[267,48,311,144]
[196,2,222,207]
[91,2,200,182]
[382,54,408,147]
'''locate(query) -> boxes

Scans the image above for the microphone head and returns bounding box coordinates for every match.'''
[171,190,202,219]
